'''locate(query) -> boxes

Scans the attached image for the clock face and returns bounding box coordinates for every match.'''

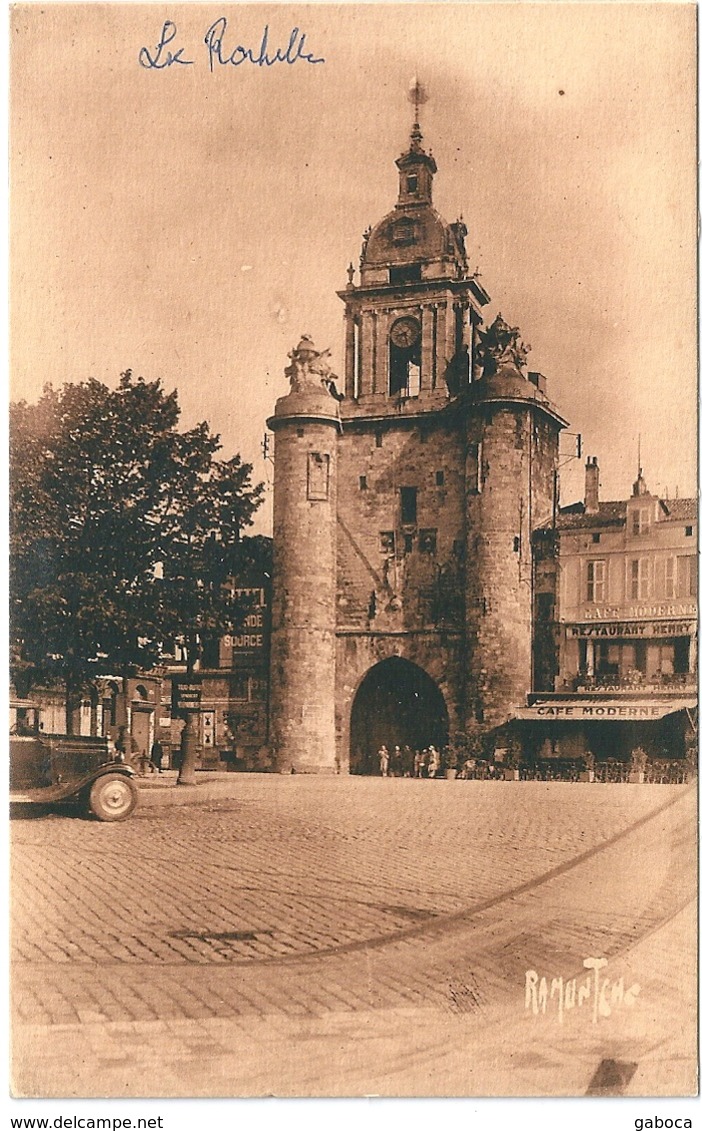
[390,317,420,349]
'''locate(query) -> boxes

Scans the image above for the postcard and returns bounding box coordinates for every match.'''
[9,2,698,1110]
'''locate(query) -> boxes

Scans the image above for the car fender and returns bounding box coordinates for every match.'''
[10,762,137,805]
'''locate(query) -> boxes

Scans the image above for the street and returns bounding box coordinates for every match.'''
[11,776,697,1097]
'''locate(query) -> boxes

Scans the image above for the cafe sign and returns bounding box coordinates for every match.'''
[581,602,696,622]
[568,620,696,639]
[517,700,692,721]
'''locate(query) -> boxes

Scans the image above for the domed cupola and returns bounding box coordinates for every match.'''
[338,90,491,408]
[359,120,469,287]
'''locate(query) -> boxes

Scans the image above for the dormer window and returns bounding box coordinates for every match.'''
[393,219,417,246]
[631,507,650,536]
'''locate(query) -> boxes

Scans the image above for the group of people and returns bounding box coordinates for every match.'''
[112,728,165,774]
[377,744,444,778]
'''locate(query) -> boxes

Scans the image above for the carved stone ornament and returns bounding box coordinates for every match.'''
[285,335,344,400]
[359,226,372,265]
[476,314,531,377]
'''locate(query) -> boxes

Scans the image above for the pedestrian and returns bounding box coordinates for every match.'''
[150,739,164,773]
[392,745,402,777]
[378,744,389,777]
[402,744,413,777]
[427,745,440,778]
[418,749,427,778]
[115,726,136,765]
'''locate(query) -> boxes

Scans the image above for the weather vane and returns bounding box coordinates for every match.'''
[408,77,429,131]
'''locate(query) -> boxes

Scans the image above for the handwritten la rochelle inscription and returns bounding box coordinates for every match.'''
[138,19,325,71]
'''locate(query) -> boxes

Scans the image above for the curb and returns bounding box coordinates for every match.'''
[136,771,246,807]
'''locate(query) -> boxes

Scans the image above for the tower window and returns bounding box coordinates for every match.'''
[375,431,383,448]
[389,350,421,396]
[389,316,422,397]
[400,486,418,525]
[419,529,437,554]
[307,452,330,501]
[435,470,445,486]
[685,526,693,537]
[389,264,422,285]
[406,174,418,194]
[466,443,483,494]
[592,532,601,544]
[359,475,368,490]
[393,218,416,245]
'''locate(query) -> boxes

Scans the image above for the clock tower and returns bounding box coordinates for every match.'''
[268,107,568,775]
[339,117,490,408]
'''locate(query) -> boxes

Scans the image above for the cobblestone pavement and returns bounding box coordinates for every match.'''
[11,777,697,1097]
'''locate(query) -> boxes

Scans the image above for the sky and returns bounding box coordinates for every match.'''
[11,3,698,533]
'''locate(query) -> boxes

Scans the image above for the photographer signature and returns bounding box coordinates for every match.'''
[525,956,641,1025]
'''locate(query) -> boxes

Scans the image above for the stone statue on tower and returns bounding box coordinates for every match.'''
[285,335,343,400]
[476,314,531,377]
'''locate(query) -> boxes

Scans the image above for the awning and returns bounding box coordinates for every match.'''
[516,699,696,722]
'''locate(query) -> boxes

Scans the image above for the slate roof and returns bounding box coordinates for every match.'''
[557,501,627,530]
[660,497,698,522]
[556,496,697,531]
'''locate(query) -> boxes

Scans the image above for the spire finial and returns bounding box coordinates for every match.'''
[637,432,642,478]
[408,78,428,151]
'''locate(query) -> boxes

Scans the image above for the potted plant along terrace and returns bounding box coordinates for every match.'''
[628,746,648,784]
[444,745,459,780]
[579,751,595,783]
[461,722,486,779]
[683,732,697,782]
[502,742,521,781]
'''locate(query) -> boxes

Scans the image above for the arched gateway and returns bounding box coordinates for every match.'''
[349,657,449,775]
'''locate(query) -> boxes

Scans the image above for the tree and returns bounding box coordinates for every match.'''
[10,372,265,733]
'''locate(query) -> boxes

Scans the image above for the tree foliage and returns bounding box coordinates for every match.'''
[10,372,266,715]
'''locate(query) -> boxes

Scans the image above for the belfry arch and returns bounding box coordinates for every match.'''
[349,657,449,774]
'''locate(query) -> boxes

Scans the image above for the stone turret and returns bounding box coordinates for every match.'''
[266,338,341,773]
[463,316,567,726]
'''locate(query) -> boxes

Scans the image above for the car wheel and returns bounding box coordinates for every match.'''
[87,774,138,822]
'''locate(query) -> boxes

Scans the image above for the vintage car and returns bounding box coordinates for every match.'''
[10,700,138,821]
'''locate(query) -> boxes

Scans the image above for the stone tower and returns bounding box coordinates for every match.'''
[268,115,568,773]
[463,319,566,726]
[266,338,341,773]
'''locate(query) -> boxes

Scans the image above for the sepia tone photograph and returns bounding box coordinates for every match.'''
[9,1,698,1103]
